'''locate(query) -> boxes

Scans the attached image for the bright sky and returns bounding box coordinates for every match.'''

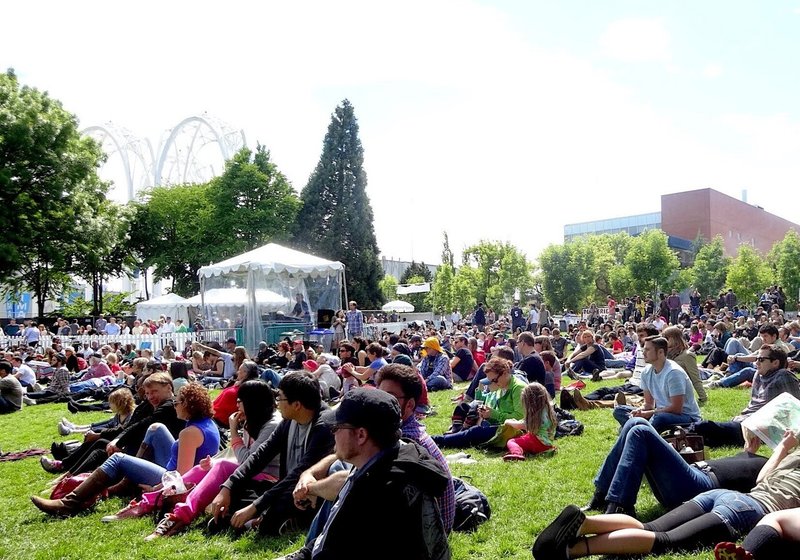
[3,1,800,266]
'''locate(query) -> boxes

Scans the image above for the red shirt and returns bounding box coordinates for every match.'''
[212,385,238,424]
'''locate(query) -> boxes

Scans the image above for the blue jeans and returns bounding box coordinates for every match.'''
[142,423,177,468]
[719,367,756,388]
[260,368,283,388]
[724,338,749,356]
[426,375,452,391]
[604,359,627,369]
[305,460,348,545]
[613,405,698,433]
[571,358,598,374]
[432,421,497,448]
[99,453,167,487]
[691,489,766,537]
[594,418,715,508]
[69,380,101,393]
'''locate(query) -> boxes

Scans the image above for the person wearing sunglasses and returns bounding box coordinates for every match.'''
[692,345,800,450]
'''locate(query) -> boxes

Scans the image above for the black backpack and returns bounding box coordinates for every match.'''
[452,477,491,532]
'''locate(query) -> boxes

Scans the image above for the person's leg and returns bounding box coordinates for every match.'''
[426,375,451,391]
[612,405,635,428]
[593,418,650,499]
[650,412,695,434]
[0,395,16,414]
[142,423,176,467]
[172,460,239,524]
[741,508,800,558]
[691,420,744,448]
[99,453,167,487]
[506,436,525,457]
[724,338,749,356]
[465,369,486,400]
[61,438,109,472]
[719,367,756,388]
[260,368,282,388]
[432,423,498,448]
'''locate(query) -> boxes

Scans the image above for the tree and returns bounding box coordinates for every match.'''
[0,69,108,318]
[538,242,595,312]
[768,229,800,308]
[207,145,300,260]
[378,274,398,302]
[582,233,632,301]
[403,275,432,313]
[400,261,433,285]
[689,235,730,298]
[129,183,217,297]
[293,99,384,308]
[462,241,534,311]
[624,229,680,296]
[427,263,456,314]
[441,232,454,267]
[726,245,770,306]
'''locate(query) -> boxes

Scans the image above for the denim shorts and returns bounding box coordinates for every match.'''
[691,488,766,537]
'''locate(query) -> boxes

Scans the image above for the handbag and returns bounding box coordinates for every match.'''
[664,427,705,464]
[49,473,108,504]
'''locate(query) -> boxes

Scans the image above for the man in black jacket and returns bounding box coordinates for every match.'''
[212,372,334,535]
[301,388,450,560]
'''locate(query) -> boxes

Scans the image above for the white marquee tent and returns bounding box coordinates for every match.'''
[135,293,190,325]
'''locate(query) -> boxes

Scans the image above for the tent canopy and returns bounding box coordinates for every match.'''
[198,243,344,279]
[186,288,289,309]
[382,300,414,313]
[135,293,190,325]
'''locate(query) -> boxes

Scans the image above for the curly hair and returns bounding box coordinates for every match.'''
[108,388,135,416]
[178,382,214,421]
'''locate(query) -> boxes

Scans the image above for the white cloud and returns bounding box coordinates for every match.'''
[598,18,672,62]
[703,63,724,78]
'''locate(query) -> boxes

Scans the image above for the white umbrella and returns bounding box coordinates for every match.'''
[382,300,415,313]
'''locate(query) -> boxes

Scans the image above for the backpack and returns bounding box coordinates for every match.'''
[452,477,491,532]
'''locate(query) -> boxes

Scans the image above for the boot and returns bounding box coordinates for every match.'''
[559,389,576,411]
[106,476,136,497]
[572,390,597,411]
[581,491,607,512]
[31,468,112,517]
[604,501,636,518]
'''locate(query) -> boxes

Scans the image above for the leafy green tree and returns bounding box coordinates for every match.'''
[0,69,108,318]
[207,145,300,259]
[768,229,800,308]
[378,274,398,302]
[583,233,632,301]
[427,263,456,313]
[400,261,433,284]
[538,242,595,312]
[452,265,480,315]
[129,183,217,297]
[403,275,432,312]
[462,241,534,311]
[689,235,730,298]
[726,245,770,306]
[624,229,680,296]
[293,99,383,307]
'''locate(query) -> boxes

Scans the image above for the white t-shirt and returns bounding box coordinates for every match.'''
[15,363,36,386]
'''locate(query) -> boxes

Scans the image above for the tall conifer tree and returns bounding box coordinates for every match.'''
[294,100,383,307]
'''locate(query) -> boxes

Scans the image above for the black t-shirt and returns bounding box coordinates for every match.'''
[551,337,568,359]
[707,452,768,493]
[510,307,523,323]
[452,348,474,379]
[517,353,546,385]
[580,344,606,371]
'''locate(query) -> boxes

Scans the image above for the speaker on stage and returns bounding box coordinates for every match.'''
[317,309,334,329]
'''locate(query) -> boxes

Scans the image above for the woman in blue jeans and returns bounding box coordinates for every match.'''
[586,417,767,516]
[533,430,800,559]
[32,379,220,517]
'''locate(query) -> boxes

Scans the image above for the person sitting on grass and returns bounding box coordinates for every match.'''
[32,380,219,517]
[0,360,23,414]
[533,429,800,560]
[562,330,605,381]
[58,387,136,436]
[714,507,800,559]
[503,382,556,461]
[433,357,525,449]
[341,342,387,386]
[612,336,702,434]
[583,417,768,518]
[662,325,707,404]
[417,337,453,391]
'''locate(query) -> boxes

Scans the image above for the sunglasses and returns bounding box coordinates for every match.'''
[756,356,775,363]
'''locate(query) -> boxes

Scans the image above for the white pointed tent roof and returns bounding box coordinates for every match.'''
[198,243,344,279]
[135,293,190,324]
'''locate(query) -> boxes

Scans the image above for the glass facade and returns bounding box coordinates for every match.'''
[564,212,661,241]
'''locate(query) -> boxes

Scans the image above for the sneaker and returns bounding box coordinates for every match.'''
[144,513,187,541]
[591,369,602,382]
[101,499,150,522]
[581,492,606,512]
[503,453,526,461]
[40,456,63,474]
[278,517,301,536]
[275,548,312,560]
[61,417,76,429]
[58,423,72,436]
[714,542,753,560]
[706,380,721,389]
[22,395,36,406]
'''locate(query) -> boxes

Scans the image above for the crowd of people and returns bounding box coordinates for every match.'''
[3,289,800,559]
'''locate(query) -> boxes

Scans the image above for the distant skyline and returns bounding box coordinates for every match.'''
[3,0,800,265]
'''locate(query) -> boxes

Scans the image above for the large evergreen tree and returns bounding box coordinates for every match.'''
[294,99,383,307]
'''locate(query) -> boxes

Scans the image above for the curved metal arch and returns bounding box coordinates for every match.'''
[83,123,155,201]
[154,114,246,186]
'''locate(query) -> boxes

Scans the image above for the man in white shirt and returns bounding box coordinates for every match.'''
[11,356,36,389]
[158,317,176,335]
[105,317,121,336]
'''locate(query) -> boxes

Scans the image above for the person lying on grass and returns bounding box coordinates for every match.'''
[533,429,800,559]
[31,379,219,517]
[714,506,800,559]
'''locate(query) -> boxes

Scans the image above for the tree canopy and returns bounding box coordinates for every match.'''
[726,245,770,306]
[689,235,730,298]
[293,99,383,308]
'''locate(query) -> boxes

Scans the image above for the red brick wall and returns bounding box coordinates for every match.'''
[661,188,800,256]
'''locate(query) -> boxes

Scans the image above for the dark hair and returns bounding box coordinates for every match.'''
[366,342,383,357]
[280,372,322,411]
[0,361,12,374]
[375,363,423,403]
[540,350,557,368]
[637,324,660,337]
[236,380,276,439]
[644,336,668,354]
[169,361,190,380]
[178,382,214,421]
[339,343,355,354]
[759,344,788,369]
[517,332,535,346]
[352,336,367,351]
[496,346,515,361]
[240,360,260,381]
[759,324,779,338]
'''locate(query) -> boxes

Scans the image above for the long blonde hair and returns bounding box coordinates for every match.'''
[521,382,556,437]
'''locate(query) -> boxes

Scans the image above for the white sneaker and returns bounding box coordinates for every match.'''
[61,417,76,429]
[22,396,36,406]
[58,423,72,436]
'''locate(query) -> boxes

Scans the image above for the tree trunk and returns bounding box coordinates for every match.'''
[98,279,103,314]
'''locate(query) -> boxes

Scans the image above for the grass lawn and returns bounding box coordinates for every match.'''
[0,381,754,559]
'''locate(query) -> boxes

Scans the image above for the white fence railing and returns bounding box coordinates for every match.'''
[1,328,243,354]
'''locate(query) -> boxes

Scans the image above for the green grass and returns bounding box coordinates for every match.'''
[0,382,754,559]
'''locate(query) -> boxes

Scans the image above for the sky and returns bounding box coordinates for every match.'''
[3,0,800,266]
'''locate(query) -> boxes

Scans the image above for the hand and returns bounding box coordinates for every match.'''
[106,440,121,455]
[211,488,231,522]
[727,356,736,365]
[478,406,492,419]
[780,430,799,450]
[229,411,241,431]
[230,504,258,529]
[138,483,156,493]
[293,471,317,506]
[84,431,100,443]
[199,454,213,471]
[342,363,354,373]
[629,408,644,418]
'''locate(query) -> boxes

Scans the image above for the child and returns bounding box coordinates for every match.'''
[503,382,556,461]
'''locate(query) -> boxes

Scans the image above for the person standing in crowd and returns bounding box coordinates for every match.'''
[345,300,364,338]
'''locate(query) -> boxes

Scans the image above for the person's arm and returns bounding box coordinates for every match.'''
[503,419,526,429]
[565,345,594,365]
[729,353,758,365]
[175,425,203,475]
[449,355,461,370]
[193,342,221,357]
[349,365,377,381]
[631,390,656,418]
[756,430,798,483]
